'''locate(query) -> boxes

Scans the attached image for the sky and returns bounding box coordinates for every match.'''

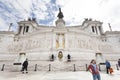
[0,0,120,32]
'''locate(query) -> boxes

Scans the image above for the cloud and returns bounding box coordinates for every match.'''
[0,0,52,31]
[0,0,120,32]
[98,0,120,31]
[0,18,9,31]
[55,0,120,31]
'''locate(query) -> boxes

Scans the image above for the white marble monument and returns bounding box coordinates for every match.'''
[0,8,120,65]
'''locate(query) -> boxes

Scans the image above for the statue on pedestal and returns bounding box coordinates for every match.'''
[57,8,64,19]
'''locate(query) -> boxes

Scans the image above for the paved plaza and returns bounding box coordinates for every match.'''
[0,70,120,80]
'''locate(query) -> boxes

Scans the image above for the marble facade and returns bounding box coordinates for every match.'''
[0,12,120,64]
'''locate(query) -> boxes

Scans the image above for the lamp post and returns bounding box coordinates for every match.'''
[8,23,13,31]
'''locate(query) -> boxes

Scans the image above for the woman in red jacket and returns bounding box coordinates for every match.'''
[88,59,101,80]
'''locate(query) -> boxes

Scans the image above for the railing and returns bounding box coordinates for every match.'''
[116,64,119,70]
[1,63,120,72]
[1,64,5,71]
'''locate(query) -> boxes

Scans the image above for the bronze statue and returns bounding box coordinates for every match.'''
[57,8,64,19]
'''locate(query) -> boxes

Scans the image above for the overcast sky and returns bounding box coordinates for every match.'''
[0,0,120,32]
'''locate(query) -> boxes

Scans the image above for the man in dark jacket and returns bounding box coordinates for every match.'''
[105,60,111,74]
[22,58,28,73]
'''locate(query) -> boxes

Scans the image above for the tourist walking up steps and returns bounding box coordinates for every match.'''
[105,60,111,74]
[22,58,28,74]
[88,59,101,80]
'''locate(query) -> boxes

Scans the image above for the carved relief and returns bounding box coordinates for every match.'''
[7,32,112,53]
[8,37,52,52]
[56,33,65,48]
[67,37,112,52]
[98,44,112,51]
